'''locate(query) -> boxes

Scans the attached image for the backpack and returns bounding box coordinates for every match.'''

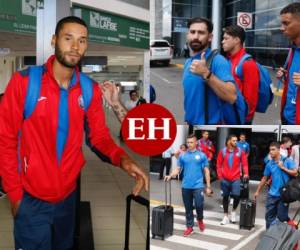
[150,84,156,103]
[206,50,248,124]
[24,65,93,118]
[20,65,93,167]
[235,54,274,113]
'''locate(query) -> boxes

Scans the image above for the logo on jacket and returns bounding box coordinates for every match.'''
[78,96,85,109]
[195,155,200,160]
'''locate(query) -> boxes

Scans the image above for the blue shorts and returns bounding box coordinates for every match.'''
[221,179,240,197]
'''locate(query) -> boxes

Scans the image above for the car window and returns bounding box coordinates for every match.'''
[151,41,170,48]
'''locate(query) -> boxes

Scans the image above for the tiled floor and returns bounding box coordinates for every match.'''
[0,108,149,250]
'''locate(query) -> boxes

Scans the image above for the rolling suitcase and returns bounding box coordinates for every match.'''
[239,199,256,230]
[124,194,149,250]
[255,208,300,250]
[240,178,249,199]
[151,181,173,240]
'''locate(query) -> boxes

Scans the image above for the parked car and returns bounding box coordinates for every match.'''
[150,39,173,66]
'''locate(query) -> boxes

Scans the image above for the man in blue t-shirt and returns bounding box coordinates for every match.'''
[254,141,298,229]
[237,133,250,157]
[182,17,236,125]
[165,134,212,237]
[277,3,300,124]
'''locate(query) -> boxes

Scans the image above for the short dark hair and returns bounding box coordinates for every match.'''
[202,130,209,134]
[55,16,88,36]
[281,136,292,144]
[240,132,246,137]
[226,134,237,145]
[187,133,197,140]
[187,17,213,33]
[270,141,280,149]
[129,90,137,96]
[223,25,246,44]
[280,3,300,16]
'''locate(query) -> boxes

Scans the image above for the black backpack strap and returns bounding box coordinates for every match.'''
[204,49,219,124]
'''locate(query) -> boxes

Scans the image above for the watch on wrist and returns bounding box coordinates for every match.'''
[204,71,212,81]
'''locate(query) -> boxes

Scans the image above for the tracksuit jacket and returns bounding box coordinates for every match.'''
[216,147,249,181]
[0,55,126,204]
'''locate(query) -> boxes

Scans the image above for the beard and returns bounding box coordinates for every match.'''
[189,40,207,53]
[55,44,82,68]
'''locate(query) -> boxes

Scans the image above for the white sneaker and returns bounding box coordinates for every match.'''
[231,211,236,223]
[220,216,230,225]
[230,198,234,206]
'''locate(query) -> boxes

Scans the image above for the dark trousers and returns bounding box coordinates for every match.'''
[182,188,204,227]
[265,194,289,229]
[159,158,171,179]
[14,191,76,250]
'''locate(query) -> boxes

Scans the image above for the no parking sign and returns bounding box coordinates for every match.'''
[237,12,253,29]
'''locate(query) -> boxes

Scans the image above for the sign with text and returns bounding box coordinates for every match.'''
[0,1,149,49]
[121,104,177,156]
[72,4,149,49]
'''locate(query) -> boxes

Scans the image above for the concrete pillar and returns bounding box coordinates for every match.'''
[143,51,150,102]
[216,127,230,153]
[171,125,189,171]
[36,0,70,65]
[211,0,221,50]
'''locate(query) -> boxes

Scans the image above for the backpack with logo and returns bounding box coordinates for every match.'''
[206,50,248,124]
[235,54,274,113]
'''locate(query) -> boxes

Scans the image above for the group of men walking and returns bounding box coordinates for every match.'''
[164,131,299,237]
[182,2,300,125]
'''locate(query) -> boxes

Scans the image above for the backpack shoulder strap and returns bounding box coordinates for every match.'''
[24,65,44,119]
[79,72,94,112]
[206,49,219,70]
[235,54,252,80]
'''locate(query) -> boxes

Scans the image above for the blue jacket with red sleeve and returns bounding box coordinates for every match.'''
[0,55,126,204]
[216,147,249,181]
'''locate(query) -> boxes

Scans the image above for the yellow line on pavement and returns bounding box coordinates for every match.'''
[170,63,184,69]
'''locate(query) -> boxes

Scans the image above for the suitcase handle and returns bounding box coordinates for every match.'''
[124,194,149,250]
[165,181,172,207]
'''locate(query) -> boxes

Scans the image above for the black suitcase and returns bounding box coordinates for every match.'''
[124,194,149,250]
[240,178,249,199]
[239,199,256,230]
[152,181,174,240]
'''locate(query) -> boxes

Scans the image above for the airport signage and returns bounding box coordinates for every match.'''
[0,1,149,49]
[72,4,149,50]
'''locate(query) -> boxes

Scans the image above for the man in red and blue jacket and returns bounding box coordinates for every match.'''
[217,134,249,225]
[0,16,148,250]
[278,3,300,124]
[222,25,260,124]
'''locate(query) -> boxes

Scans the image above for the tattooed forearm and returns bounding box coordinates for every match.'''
[112,102,128,123]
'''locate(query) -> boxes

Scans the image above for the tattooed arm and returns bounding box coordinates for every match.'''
[100,81,128,123]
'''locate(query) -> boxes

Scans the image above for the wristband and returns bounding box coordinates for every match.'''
[204,71,212,81]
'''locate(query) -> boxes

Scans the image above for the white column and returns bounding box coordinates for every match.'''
[211,0,222,50]
[36,0,70,65]
[143,50,150,102]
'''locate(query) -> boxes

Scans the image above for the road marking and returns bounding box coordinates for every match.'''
[150,246,172,250]
[173,207,265,226]
[172,223,243,240]
[151,71,172,84]
[174,214,240,230]
[166,235,227,250]
[230,226,265,250]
